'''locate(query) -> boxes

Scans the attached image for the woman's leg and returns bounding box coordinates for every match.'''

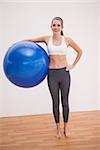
[47,70,62,138]
[60,70,71,137]
[48,79,60,124]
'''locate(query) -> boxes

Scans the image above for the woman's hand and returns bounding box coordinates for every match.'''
[66,64,75,70]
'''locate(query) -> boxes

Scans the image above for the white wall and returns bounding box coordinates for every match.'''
[97,1,100,109]
[0,1,99,117]
[0,4,4,116]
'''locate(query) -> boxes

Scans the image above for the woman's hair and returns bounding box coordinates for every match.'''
[51,17,64,35]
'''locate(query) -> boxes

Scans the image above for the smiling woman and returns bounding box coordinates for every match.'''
[51,17,64,36]
[25,16,83,138]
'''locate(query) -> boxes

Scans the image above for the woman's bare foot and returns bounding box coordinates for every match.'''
[64,129,70,137]
[56,123,63,139]
[56,129,62,138]
[64,123,70,137]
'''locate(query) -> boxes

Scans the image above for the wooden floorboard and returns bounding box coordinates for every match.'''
[0,111,100,150]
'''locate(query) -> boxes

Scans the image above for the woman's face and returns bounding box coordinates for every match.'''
[51,19,63,35]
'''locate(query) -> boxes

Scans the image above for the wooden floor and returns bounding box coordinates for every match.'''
[0,111,100,150]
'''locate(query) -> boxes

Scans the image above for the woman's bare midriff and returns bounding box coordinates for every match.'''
[49,55,67,69]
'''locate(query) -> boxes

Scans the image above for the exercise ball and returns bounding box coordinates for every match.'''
[3,41,49,88]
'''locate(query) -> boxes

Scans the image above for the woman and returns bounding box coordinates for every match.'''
[28,17,82,138]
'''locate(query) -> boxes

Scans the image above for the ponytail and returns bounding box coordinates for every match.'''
[61,30,64,36]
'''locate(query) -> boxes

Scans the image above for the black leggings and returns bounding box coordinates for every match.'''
[47,67,71,123]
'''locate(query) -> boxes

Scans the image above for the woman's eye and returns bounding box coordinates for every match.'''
[52,24,61,27]
[52,24,56,27]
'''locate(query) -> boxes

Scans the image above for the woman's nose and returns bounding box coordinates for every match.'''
[54,26,58,29]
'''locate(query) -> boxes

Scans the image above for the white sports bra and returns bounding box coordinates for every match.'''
[47,36,68,55]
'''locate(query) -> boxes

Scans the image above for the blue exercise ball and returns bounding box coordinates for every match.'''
[3,41,49,88]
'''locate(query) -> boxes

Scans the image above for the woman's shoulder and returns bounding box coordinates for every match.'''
[63,36,71,46]
[64,36,73,46]
[64,36,72,42]
[44,35,51,45]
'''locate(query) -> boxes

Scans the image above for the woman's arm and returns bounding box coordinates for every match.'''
[26,36,49,45]
[65,37,83,69]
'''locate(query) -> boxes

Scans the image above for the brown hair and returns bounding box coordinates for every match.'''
[51,17,64,35]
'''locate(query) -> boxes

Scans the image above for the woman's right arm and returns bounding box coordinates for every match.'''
[27,36,49,45]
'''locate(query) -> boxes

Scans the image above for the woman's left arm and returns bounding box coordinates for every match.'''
[66,37,83,69]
